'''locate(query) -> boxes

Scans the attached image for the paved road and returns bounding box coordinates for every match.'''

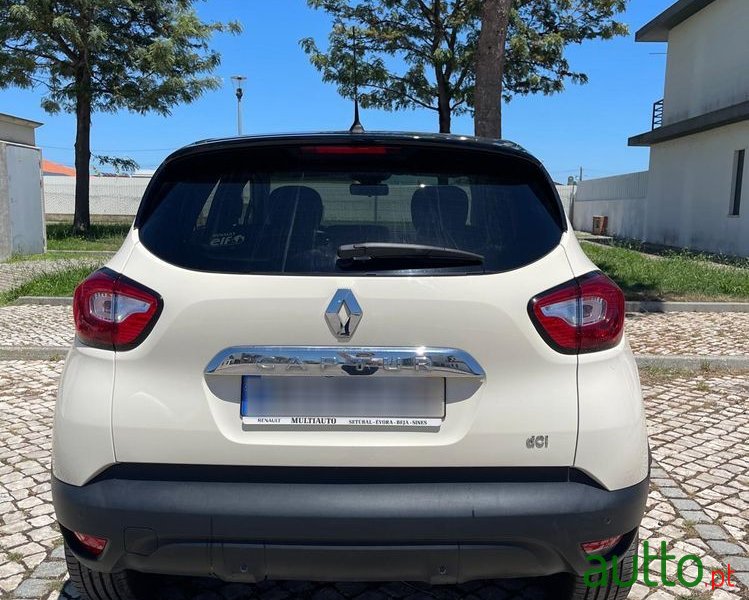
[1,306,748,599]
[1,360,747,599]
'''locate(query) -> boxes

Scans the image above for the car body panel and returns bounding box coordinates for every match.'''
[106,234,581,475]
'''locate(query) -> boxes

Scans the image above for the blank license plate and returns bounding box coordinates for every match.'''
[240,376,445,428]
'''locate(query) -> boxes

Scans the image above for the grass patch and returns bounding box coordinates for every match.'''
[7,250,114,263]
[0,264,100,305]
[46,222,130,251]
[581,242,749,301]
[609,237,749,269]
[638,366,693,385]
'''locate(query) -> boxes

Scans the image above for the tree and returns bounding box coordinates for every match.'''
[302,0,628,136]
[0,0,240,232]
[473,0,512,138]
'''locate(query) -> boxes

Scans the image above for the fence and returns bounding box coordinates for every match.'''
[571,172,649,239]
[44,176,149,219]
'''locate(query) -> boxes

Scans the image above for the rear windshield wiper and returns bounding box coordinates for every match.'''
[337,242,484,269]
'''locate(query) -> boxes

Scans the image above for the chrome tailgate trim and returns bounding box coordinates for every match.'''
[205,347,485,379]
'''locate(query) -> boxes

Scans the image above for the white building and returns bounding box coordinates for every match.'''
[0,113,46,260]
[629,0,749,256]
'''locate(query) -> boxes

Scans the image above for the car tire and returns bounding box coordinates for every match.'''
[567,534,638,600]
[64,542,146,600]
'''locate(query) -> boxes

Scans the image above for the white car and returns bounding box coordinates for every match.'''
[52,133,649,600]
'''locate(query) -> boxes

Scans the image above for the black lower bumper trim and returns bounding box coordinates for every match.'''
[53,466,648,583]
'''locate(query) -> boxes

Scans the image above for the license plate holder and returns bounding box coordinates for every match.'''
[240,375,445,429]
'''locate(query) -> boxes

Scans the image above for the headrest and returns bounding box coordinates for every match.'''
[411,185,469,233]
[267,185,324,226]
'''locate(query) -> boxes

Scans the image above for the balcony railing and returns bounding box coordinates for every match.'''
[652,99,664,130]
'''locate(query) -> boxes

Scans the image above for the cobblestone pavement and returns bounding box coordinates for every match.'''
[2,306,749,359]
[0,259,102,296]
[0,307,72,349]
[0,360,747,599]
[627,312,749,356]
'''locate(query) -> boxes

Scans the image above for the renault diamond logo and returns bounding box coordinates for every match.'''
[325,289,362,340]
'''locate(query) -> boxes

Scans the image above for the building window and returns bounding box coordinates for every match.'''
[730,149,745,216]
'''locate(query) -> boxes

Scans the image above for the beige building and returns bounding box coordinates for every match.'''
[629,0,749,256]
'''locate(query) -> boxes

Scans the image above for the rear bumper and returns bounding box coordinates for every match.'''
[53,466,648,584]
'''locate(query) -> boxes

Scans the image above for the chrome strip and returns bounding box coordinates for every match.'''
[205,347,485,379]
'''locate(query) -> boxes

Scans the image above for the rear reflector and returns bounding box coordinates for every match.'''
[73,532,108,556]
[300,145,396,155]
[73,268,162,351]
[581,535,623,555]
[528,271,625,354]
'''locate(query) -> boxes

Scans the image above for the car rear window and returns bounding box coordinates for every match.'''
[136,143,564,275]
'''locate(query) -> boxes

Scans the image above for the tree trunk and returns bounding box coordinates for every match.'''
[438,102,451,133]
[435,67,452,133]
[474,0,513,139]
[73,76,92,234]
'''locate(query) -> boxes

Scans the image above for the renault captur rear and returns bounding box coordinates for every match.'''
[53,133,648,600]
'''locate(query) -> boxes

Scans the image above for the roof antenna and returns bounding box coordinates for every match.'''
[349,26,364,134]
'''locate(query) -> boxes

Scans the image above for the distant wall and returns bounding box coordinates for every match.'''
[663,0,749,125]
[44,176,149,217]
[644,122,749,257]
[43,177,579,220]
[572,172,649,239]
[555,185,575,216]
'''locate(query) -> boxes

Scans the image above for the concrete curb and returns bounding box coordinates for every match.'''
[12,296,73,306]
[636,354,749,370]
[0,346,68,360]
[626,300,749,313]
[10,296,749,313]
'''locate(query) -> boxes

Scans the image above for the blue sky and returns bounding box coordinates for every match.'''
[0,0,674,181]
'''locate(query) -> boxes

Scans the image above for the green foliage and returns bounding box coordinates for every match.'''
[93,155,139,174]
[0,0,241,116]
[46,222,130,251]
[505,0,628,99]
[581,242,749,301]
[0,262,103,305]
[0,0,240,231]
[302,0,477,121]
[301,0,627,129]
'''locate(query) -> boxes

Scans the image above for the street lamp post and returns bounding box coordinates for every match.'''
[230,75,247,135]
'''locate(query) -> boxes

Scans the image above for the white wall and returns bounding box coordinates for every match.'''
[44,176,149,217]
[43,177,577,220]
[0,142,46,260]
[645,121,749,256]
[0,119,38,147]
[556,185,575,216]
[663,0,749,124]
[571,172,649,239]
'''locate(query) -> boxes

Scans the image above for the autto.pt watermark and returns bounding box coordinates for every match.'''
[585,541,739,591]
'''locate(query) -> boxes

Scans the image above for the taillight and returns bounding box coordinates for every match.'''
[528,272,625,354]
[581,535,623,555]
[72,531,108,556]
[73,268,162,351]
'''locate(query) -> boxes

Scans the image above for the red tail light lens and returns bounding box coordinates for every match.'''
[528,272,625,354]
[581,535,623,555]
[73,531,108,556]
[73,268,162,351]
